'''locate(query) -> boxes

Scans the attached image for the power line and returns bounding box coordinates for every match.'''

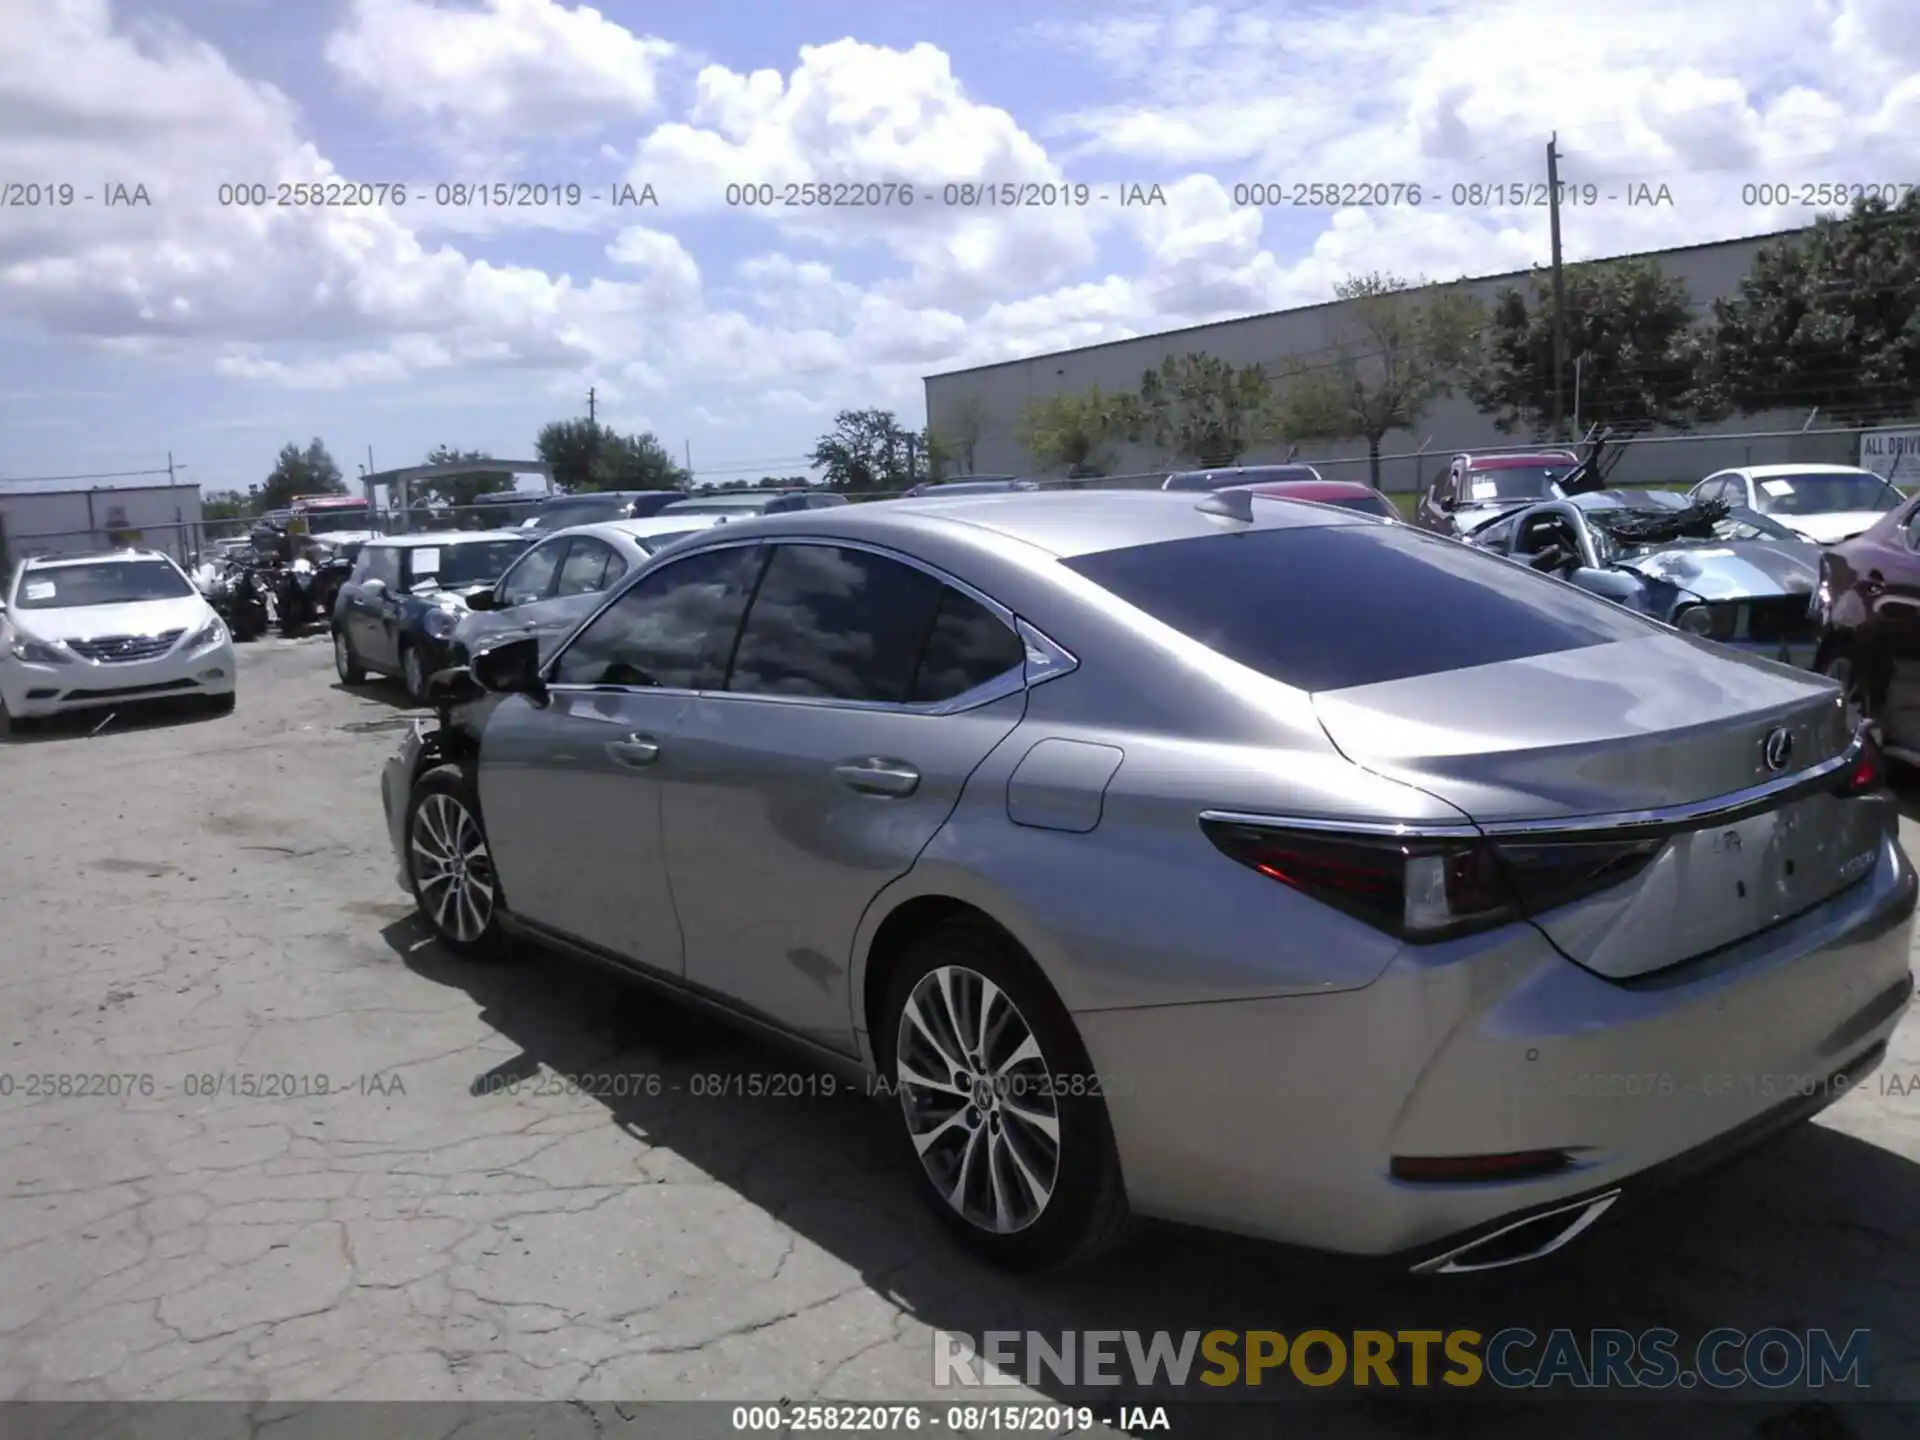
[0,465,177,485]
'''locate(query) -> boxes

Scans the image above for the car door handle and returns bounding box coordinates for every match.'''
[833,758,920,796]
[606,734,660,768]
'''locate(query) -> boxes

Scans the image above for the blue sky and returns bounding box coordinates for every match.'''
[1,0,1915,497]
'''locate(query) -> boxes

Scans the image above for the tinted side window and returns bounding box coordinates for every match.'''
[499,540,563,605]
[550,545,763,689]
[726,544,943,702]
[909,589,1026,703]
[1062,525,1662,693]
[554,539,614,596]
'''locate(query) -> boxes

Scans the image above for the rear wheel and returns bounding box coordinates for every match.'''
[879,918,1133,1271]
[404,765,507,957]
[334,629,367,684]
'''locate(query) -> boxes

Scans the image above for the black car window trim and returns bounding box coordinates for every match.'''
[552,534,1035,715]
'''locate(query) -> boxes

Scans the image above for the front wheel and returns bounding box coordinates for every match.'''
[404,765,507,957]
[880,919,1133,1271]
[334,628,367,684]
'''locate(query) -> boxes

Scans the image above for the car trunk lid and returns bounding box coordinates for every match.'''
[1311,633,1879,978]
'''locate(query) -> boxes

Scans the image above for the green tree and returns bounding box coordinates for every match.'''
[809,408,925,492]
[941,395,989,474]
[257,439,345,512]
[535,418,689,492]
[201,490,252,522]
[415,446,515,509]
[1274,273,1484,487]
[1699,192,1920,423]
[1131,353,1274,467]
[1467,257,1709,438]
[1016,385,1140,475]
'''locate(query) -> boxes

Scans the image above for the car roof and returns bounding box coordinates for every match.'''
[365,530,525,547]
[543,489,682,504]
[1236,480,1380,500]
[1722,463,1876,478]
[566,515,728,543]
[677,488,1372,559]
[665,491,797,505]
[1457,451,1578,468]
[23,547,173,568]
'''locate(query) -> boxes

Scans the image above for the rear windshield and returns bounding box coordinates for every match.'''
[1062,524,1661,692]
[529,500,626,532]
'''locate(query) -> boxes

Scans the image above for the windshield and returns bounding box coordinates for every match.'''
[409,539,529,588]
[1751,472,1900,516]
[303,507,373,534]
[1459,465,1572,504]
[13,560,195,608]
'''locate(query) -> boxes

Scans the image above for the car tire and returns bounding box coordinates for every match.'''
[334,629,367,684]
[402,643,428,701]
[404,764,508,958]
[878,917,1134,1271]
[0,701,40,738]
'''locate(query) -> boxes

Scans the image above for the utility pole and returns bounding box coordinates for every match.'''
[587,387,596,425]
[905,433,918,484]
[1547,133,1568,441]
[684,440,692,484]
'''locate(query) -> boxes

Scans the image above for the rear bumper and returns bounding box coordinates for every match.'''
[0,640,236,716]
[1078,828,1917,1259]
[380,722,426,893]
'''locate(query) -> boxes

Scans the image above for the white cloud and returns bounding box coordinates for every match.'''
[325,0,674,142]
[634,39,1103,308]
[3,0,1917,453]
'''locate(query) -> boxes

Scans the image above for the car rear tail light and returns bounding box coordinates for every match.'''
[1199,821,1663,943]
[1391,1150,1574,1183]
[1840,726,1883,795]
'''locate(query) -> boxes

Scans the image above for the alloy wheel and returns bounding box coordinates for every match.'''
[895,964,1061,1235]
[409,792,496,943]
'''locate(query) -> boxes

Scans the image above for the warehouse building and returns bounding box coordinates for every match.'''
[0,482,206,575]
[923,225,1873,493]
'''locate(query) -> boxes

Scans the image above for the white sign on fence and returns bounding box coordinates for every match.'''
[1859,426,1920,482]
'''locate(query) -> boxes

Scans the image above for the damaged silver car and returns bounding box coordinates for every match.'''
[1468,490,1822,667]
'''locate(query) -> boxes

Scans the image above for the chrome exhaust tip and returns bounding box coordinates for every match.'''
[1410,1190,1621,1275]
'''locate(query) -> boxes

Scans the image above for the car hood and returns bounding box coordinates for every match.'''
[1773,511,1888,544]
[9,594,210,641]
[1610,539,1818,600]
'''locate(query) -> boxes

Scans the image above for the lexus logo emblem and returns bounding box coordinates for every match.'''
[1762,727,1794,772]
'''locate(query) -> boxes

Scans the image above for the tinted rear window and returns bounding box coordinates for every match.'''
[1062,524,1661,692]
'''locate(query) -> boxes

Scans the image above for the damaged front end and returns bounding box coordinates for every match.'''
[1590,499,1821,668]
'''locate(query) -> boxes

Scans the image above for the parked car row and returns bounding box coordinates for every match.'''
[372,486,1914,1279]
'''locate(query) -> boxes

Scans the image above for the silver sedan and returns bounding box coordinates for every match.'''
[380,489,1916,1274]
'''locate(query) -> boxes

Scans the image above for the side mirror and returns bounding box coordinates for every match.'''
[465,588,499,612]
[471,634,546,699]
[1438,494,1457,511]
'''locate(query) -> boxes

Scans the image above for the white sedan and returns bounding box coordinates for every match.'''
[1688,463,1904,544]
[0,548,235,735]
[449,513,729,664]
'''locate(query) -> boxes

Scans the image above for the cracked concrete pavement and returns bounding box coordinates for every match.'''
[2,635,1919,1437]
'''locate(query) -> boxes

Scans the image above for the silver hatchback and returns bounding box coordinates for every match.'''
[380,490,1916,1273]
